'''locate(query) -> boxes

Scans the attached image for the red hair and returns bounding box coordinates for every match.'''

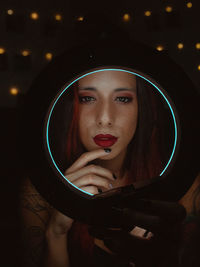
[68,222,94,267]
[66,85,80,161]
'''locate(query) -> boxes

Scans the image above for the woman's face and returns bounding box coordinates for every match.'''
[77,70,138,160]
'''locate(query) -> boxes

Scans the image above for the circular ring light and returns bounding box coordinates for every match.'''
[45,67,179,196]
[23,36,200,222]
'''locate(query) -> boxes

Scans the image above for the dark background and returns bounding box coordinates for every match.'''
[1,0,200,266]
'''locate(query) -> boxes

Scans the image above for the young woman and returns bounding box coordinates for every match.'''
[19,70,180,267]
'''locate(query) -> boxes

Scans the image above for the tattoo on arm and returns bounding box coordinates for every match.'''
[20,184,53,225]
[21,192,52,225]
[19,181,53,267]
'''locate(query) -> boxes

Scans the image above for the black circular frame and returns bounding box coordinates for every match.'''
[24,38,200,225]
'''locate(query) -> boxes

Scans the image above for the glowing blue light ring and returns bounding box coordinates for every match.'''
[46,68,178,196]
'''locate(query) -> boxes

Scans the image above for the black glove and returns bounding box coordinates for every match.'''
[89,199,186,267]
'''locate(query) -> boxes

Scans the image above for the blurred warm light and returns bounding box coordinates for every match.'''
[7,9,14,15]
[0,47,5,54]
[195,43,200,50]
[198,65,200,71]
[177,43,184,49]
[45,52,53,61]
[187,2,192,8]
[77,16,84,21]
[144,11,151,17]
[156,45,164,51]
[30,12,39,20]
[21,50,30,56]
[10,87,19,96]
[122,13,131,22]
[165,6,173,12]
[55,14,62,21]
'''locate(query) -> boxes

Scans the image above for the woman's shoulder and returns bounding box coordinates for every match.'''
[179,173,200,215]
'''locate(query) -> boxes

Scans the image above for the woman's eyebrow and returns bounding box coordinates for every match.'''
[114,88,136,92]
[79,87,136,92]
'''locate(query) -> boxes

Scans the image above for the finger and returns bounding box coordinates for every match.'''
[73,174,113,191]
[65,164,115,183]
[80,186,99,195]
[130,227,154,240]
[64,149,111,174]
[130,226,147,238]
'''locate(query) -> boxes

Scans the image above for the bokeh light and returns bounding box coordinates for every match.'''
[7,9,14,15]
[122,13,131,22]
[144,11,152,17]
[45,52,53,61]
[0,47,5,54]
[186,2,192,8]
[77,16,84,21]
[30,12,39,20]
[177,43,184,50]
[156,45,164,51]
[55,14,62,21]
[165,6,173,12]
[9,87,19,96]
[21,50,30,56]
[195,43,200,50]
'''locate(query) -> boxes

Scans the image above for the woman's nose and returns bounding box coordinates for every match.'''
[96,101,114,127]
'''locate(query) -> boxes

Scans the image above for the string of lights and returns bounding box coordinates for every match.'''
[6,9,63,21]
[0,1,199,99]
[4,2,193,21]
[0,48,53,58]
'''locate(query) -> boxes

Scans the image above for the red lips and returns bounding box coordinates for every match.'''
[93,134,118,147]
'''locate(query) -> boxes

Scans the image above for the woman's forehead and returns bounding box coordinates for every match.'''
[78,70,137,91]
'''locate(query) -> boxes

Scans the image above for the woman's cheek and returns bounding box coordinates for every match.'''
[123,118,137,145]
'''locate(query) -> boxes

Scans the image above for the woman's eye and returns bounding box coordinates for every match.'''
[79,96,96,103]
[115,96,133,103]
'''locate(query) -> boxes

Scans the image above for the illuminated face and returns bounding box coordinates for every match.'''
[78,70,138,160]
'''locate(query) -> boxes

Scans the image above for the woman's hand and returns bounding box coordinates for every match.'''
[64,148,115,194]
[88,200,186,266]
[47,148,114,236]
